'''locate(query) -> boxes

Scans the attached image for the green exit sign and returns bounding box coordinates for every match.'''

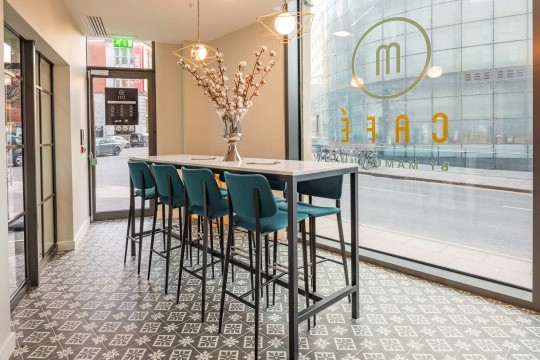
[113,37,134,48]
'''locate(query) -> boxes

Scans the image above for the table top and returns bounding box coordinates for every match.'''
[130,154,357,177]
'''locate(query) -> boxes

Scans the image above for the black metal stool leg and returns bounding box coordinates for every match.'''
[254,230,262,360]
[177,205,190,304]
[272,231,278,305]
[265,234,270,308]
[309,217,317,326]
[162,201,166,250]
[300,221,312,329]
[137,197,146,276]
[219,217,225,272]
[337,209,350,302]
[164,203,173,294]
[210,220,215,279]
[201,215,208,322]
[124,184,134,264]
[218,218,234,333]
[148,200,159,280]
[248,231,255,300]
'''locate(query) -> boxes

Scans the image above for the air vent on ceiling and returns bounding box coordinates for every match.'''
[81,15,108,37]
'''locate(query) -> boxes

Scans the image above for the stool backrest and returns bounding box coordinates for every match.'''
[152,164,185,199]
[181,167,222,207]
[128,161,155,190]
[224,171,277,218]
[297,175,343,200]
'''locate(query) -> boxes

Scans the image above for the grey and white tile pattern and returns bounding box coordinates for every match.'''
[8,219,540,359]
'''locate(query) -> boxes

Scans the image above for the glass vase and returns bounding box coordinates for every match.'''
[217,108,247,162]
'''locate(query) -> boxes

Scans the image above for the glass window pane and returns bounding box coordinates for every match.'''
[41,146,53,199]
[4,28,21,76]
[43,199,54,255]
[7,148,24,220]
[304,0,533,290]
[8,219,26,293]
[40,92,53,144]
[39,58,51,91]
[87,37,153,69]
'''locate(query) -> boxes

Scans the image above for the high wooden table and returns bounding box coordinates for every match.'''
[131,154,359,359]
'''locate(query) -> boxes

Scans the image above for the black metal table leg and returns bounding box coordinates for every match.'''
[350,170,359,319]
[286,178,299,360]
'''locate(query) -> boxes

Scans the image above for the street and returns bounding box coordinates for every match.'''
[95,145,149,212]
[315,174,532,260]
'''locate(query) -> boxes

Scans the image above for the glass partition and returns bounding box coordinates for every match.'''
[302,0,533,289]
[87,37,153,69]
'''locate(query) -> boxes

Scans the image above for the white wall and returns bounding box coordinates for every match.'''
[183,23,286,159]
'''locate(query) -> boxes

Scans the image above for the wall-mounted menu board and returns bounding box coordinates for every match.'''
[105,87,139,126]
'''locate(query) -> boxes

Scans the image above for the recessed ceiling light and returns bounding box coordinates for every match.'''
[334,31,351,37]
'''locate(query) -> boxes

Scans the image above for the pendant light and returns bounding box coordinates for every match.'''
[173,0,217,66]
[256,0,313,44]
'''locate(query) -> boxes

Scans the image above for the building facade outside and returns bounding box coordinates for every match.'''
[308,0,532,171]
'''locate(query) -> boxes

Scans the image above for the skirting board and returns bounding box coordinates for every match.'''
[0,332,15,360]
[57,217,90,251]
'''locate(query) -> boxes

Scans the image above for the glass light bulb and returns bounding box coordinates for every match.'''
[191,44,208,61]
[427,65,443,79]
[274,12,296,35]
[351,77,364,88]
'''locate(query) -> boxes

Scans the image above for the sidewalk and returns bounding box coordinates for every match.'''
[334,163,533,289]
[315,217,532,290]
[359,163,532,193]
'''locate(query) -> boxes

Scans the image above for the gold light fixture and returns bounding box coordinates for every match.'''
[173,0,217,66]
[256,0,313,44]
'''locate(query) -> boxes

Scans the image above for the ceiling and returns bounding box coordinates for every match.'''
[62,0,284,44]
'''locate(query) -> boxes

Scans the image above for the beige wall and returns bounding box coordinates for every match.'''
[183,23,286,159]
[155,43,184,155]
[5,0,89,250]
[0,1,88,356]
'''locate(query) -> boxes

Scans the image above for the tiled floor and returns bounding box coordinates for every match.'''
[9,219,540,359]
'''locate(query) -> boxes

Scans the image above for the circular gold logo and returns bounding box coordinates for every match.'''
[352,17,432,100]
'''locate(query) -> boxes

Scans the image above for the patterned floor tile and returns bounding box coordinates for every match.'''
[9,219,540,360]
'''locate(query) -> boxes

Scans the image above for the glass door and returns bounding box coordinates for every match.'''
[89,70,155,219]
[5,27,26,295]
[35,53,55,258]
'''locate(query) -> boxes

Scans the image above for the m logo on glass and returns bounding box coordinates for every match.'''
[346,17,448,146]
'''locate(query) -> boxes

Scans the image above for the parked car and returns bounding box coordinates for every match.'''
[109,136,130,148]
[130,132,149,147]
[96,138,122,156]
[6,135,23,167]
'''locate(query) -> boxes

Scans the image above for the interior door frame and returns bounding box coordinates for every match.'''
[87,68,156,221]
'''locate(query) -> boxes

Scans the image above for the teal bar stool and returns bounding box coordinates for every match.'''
[178,167,229,321]
[148,164,186,294]
[125,161,158,276]
[278,175,350,324]
[218,172,310,359]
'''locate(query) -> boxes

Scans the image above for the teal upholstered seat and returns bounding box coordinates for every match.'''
[178,167,228,319]
[134,187,156,199]
[278,201,339,217]
[125,161,159,277]
[234,210,308,234]
[149,164,186,294]
[219,172,310,359]
[128,161,156,199]
[151,164,185,207]
[287,175,350,311]
[182,168,229,220]
[219,188,228,197]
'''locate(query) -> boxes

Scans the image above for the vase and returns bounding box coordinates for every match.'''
[217,108,247,162]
